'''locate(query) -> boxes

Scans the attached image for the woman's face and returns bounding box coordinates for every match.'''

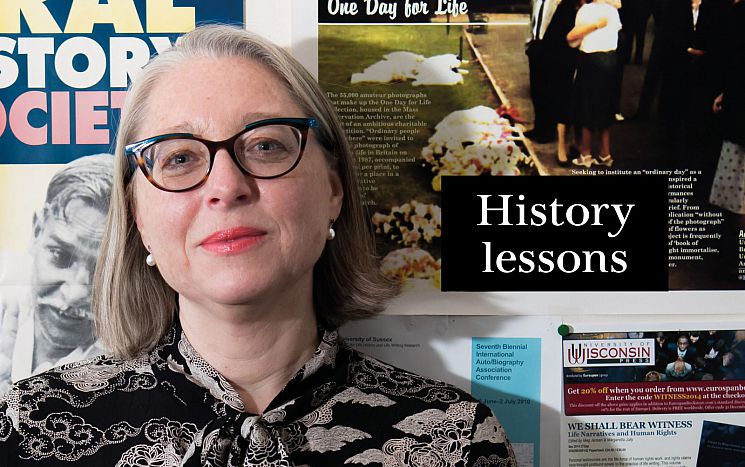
[133,56,343,311]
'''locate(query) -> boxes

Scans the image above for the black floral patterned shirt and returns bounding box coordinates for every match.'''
[0,322,517,466]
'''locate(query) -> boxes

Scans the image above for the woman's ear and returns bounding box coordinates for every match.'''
[328,169,344,221]
[135,212,150,250]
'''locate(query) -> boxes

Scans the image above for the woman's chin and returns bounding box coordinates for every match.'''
[178,274,294,311]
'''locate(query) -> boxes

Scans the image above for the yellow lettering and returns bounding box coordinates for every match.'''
[65,0,143,33]
[147,0,195,33]
[0,0,62,34]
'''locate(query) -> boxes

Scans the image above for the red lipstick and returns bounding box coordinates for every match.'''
[199,227,265,255]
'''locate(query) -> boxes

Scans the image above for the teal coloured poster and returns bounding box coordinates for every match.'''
[472,337,541,467]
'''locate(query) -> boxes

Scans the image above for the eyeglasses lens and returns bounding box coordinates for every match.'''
[234,125,303,177]
[142,124,304,191]
[146,139,210,191]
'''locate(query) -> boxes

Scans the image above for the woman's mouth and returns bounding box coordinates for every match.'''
[199,227,266,255]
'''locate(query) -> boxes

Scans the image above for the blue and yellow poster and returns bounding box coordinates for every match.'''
[0,0,243,393]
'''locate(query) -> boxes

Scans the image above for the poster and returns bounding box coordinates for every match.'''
[341,314,564,467]
[0,1,244,393]
[319,4,538,298]
[561,326,745,467]
[314,0,745,300]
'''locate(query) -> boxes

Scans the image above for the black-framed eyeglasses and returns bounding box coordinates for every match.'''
[124,117,318,192]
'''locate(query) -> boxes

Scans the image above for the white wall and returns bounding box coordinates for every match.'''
[245,0,318,76]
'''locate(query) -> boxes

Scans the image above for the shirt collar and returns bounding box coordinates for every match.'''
[150,321,346,466]
[150,320,343,417]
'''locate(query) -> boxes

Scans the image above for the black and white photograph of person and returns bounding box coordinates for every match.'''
[0,154,113,394]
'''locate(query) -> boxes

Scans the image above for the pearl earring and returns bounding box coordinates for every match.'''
[327,220,336,241]
[146,253,156,267]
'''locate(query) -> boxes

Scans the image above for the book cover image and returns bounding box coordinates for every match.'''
[561,327,745,466]
[0,1,244,393]
[317,0,745,294]
[697,420,745,466]
[319,19,537,294]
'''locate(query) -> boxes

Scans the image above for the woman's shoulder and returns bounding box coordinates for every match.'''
[578,2,615,15]
[575,3,596,22]
[344,346,475,404]
[1,353,156,425]
[576,2,593,13]
[6,353,152,397]
[0,352,206,465]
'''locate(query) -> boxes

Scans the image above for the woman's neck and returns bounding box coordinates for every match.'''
[178,296,320,414]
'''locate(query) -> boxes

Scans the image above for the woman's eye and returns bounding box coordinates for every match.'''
[159,152,203,172]
[243,139,293,163]
[167,153,192,165]
[254,140,283,152]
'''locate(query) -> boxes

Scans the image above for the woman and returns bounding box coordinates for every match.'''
[709,0,745,276]
[0,26,516,466]
[567,0,622,167]
[552,0,583,166]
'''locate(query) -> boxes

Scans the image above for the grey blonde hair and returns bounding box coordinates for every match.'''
[93,25,399,359]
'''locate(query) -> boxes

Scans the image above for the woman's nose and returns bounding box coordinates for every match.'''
[203,148,257,207]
